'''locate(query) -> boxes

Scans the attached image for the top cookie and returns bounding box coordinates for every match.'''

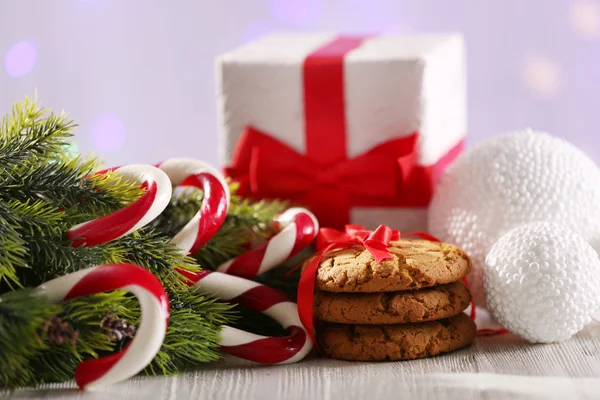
[315,239,471,293]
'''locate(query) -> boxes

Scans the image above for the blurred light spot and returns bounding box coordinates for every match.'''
[5,41,37,77]
[570,1,600,39]
[241,21,276,43]
[522,56,561,99]
[90,114,126,152]
[269,0,321,26]
[63,142,80,159]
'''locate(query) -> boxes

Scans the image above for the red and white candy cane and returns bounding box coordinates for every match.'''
[158,159,316,363]
[217,207,319,278]
[68,164,173,247]
[36,264,170,390]
[179,270,313,364]
[156,158,230,254]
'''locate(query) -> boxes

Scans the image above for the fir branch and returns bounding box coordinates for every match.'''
[29,291,137,386]
[0,96,75,171]
[0,199,69,288]
[102,229,200,289]
[145,287,237,375]
[0,199,108,286]
[0,214,27,289]
[0,290,60,388]
[0,158,142,221]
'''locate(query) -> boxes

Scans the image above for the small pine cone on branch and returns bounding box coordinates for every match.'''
[39,317,79,345]
[100,314,137,341]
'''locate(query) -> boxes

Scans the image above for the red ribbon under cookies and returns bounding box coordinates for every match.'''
[297,224,401,346]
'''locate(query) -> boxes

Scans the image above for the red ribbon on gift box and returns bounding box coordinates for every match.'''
[225,36,464,230]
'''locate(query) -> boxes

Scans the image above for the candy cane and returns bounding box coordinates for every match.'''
[36,264,170,390]
[156,158,230,254]
[217,207,319,278]
[68,165,173,247]
[159,159,316,362]
[180,270,312,364]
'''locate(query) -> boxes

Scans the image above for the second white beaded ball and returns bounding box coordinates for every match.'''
[484,222,600,343]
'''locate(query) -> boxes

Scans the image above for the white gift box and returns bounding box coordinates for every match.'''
[217,33,467,231]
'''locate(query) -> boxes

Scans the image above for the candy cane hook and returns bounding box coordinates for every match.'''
[158,158,314,363]
[68,165,172,247]
[217,208,319,278]
[180,270,312,364]
[157,158,230,255]
[36,264,170,390]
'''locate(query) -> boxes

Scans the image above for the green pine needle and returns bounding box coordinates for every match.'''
[18,291,137,387]
[0,290,60,388]
[103,229,200,289]
[145,287,237,375]
[0,96,75,171]
[0,214,27,289]
[0,157,142,220]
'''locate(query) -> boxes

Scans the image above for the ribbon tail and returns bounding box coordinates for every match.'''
[403,231,442,242]
[297,255,322,349]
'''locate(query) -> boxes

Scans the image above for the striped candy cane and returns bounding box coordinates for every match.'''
[156,158,316,362]
[156,158,230,255]
[36,264,170,390]
[180,270,312,364]
[158,158,315,363]
[68,165,172,247]
[217,207,319,279]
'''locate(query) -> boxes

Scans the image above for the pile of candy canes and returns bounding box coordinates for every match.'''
[39,158,318,391]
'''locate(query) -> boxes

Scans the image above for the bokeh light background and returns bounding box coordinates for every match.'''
[1,0,599,168]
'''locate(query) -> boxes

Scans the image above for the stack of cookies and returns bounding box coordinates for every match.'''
[314,239,476,361]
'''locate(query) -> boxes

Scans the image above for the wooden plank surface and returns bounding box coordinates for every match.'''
[3,321,600,400]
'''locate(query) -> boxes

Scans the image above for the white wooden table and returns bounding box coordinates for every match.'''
[4,312,600,400]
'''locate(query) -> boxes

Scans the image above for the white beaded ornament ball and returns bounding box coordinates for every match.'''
[428,130,600,305]
[484,222,600,343]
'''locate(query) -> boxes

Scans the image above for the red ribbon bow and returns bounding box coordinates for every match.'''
[225,127,420,230]
[297,224,401,346]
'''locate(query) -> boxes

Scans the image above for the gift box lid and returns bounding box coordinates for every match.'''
[217,32,466,166]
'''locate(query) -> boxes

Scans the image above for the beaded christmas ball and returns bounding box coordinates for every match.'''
[484,222,600,343]
[428,130,600,305]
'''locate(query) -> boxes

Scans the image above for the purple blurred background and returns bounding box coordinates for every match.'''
[1,0,599,167]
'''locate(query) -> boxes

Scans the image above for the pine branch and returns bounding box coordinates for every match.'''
[145,287,237,375]
[102,229,200,289]
[0,96,75,172]
[0,96,254,389]
[0,213,27,289]
[0,199,108,287]
[1,286,236,388]
[29,291,137,386]
[0,199,70,289]
[0,290,60,388]
[0,157,142,221]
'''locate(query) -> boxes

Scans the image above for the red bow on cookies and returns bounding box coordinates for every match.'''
[297,224,402,346]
